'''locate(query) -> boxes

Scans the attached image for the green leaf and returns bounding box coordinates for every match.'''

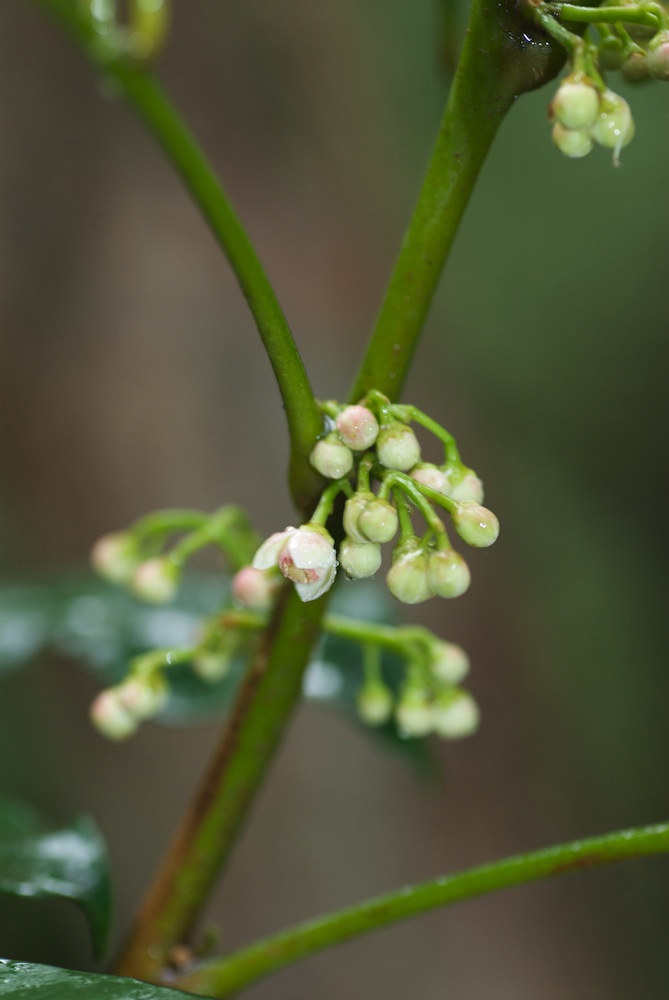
[0,800,111,959]
[0,959,189,998]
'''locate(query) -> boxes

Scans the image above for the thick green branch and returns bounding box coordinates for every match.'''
[115,587,329,982]
[349,0,564,404]
[174,821,669,998]
[32,0,322,512]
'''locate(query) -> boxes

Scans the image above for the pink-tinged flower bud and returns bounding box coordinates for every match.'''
[335,405,379,451]
[343,493,373,543]
[232,565,281,611]
[357,678,393,725]
[309,433,354,479]
[431,690,480,739]
[550,78,600,130]
[91,532,140,585]
[410,463,451,494]
[253,525,337,602]
[117,675,168,720]
[396,687,433,737]
[551,123,593,159]
[339,538,382,579]
[131,557,179,604]
[590,90,634,160]
[647,32,669,80]
[428,549,471,598]
[376,422,421,471]
[386,543,431,604]
[90,688,138,741]
[446,466,484,503]
[451,502,499,548]
[429,641,470,685]
[358,498,399,544]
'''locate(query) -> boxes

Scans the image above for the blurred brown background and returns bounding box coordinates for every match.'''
[1,1,668,997]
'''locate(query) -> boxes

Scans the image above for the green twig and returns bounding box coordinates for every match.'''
[174,821,669,998]
[31,0,323,513]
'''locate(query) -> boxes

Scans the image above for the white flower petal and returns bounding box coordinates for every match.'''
[252,527,296,570]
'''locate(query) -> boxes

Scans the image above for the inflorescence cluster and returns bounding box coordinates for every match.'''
[524,0,669,162]
[90,392,499,743]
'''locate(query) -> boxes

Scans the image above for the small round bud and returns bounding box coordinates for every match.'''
[446,466,484,503]
[410,463,451,494]
[451,502,500,548]
[552,122,593,159]
[590,90,634,156]
[357,679,393,725]
[386,544,431,604]
[550,79,600,130]
[431,690,480,739]
[90,689,138,741]
[193,650,233,682]
[343,493,372,543]
[376,422,421,471]
[232,565,281,611]
[335,405,380,451]
[91,532,140,585]
[117,675,168,720]
[428,549,471,598]
[131,557,179,604]
[358,498,399,544]
[339,538,382,579]
[429,641,470,685]
[597,36,624,72]
[396,687,433,737]
[622,51,649,82]
[309,433,354,479]
[647,32,669,80]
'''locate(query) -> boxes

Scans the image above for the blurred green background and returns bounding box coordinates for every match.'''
[0,1,668,997]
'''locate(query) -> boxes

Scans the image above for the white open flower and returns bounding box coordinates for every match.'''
[252,525,337,602]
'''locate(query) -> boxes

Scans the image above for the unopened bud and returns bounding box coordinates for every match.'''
[622,51,649,81]
[358,498,399,544]
[343,493,372,543]
[396,687,433,737]
[552,122,593,159]
[410,463,451,494]
[590,90,634,160]
[598,36,624,72]
[117,674,168,720]
[193,649,233,682]
[428,548,471,598]
[386,543,431,604]
[647,32,669,80]
[90,688,138,741]
[357,678,393,725]
[335,405,379,451]
[446,466,484,503]
[376,422,421,471]
[339,538,382,579]
[550,78,600,130]
[431,690,480,739]
[91,532,139,585]
[451,502,499,548]
[232,565,281,611]
[309,433,354,479]
[429,641,470,685]
[131,557,179,603]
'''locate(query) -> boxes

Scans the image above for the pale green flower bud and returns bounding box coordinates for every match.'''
[446,466,484,503]
[429,641,470,685]
[335,405,379,451]
[117,674,168,720]
[590,90,634,159]
[428,549,471,598]
[647,32,669,80]
[451,502,500,548]
[339,538,382,579]
[90,688,138,741]
[386,543,431,604]
[357,678,393,725]
[91,532,140,585]
[598,36,624,72]
[396,687,433,737]
[376,422,421,471]
[550,78,600,130]
[193,650,233,682]
[358,498,399,544]
[622,52,649,82]
[343,493,372,543]
[309,433,354,479]
[131,557,179,604]
[431,690,480,739]
[552,123,593,159]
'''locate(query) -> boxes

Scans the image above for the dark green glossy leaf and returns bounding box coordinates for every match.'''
[0,801,111,959]
[0,959,189,998]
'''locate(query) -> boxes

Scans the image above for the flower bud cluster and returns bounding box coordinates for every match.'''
[549,76,634,163]
[90,670,168,741]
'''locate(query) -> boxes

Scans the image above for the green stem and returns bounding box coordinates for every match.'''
[552,3,662,28]
[31,0,322,513]
[174,821,669,998]
[115,587,329,981]
[348,0,565,404]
